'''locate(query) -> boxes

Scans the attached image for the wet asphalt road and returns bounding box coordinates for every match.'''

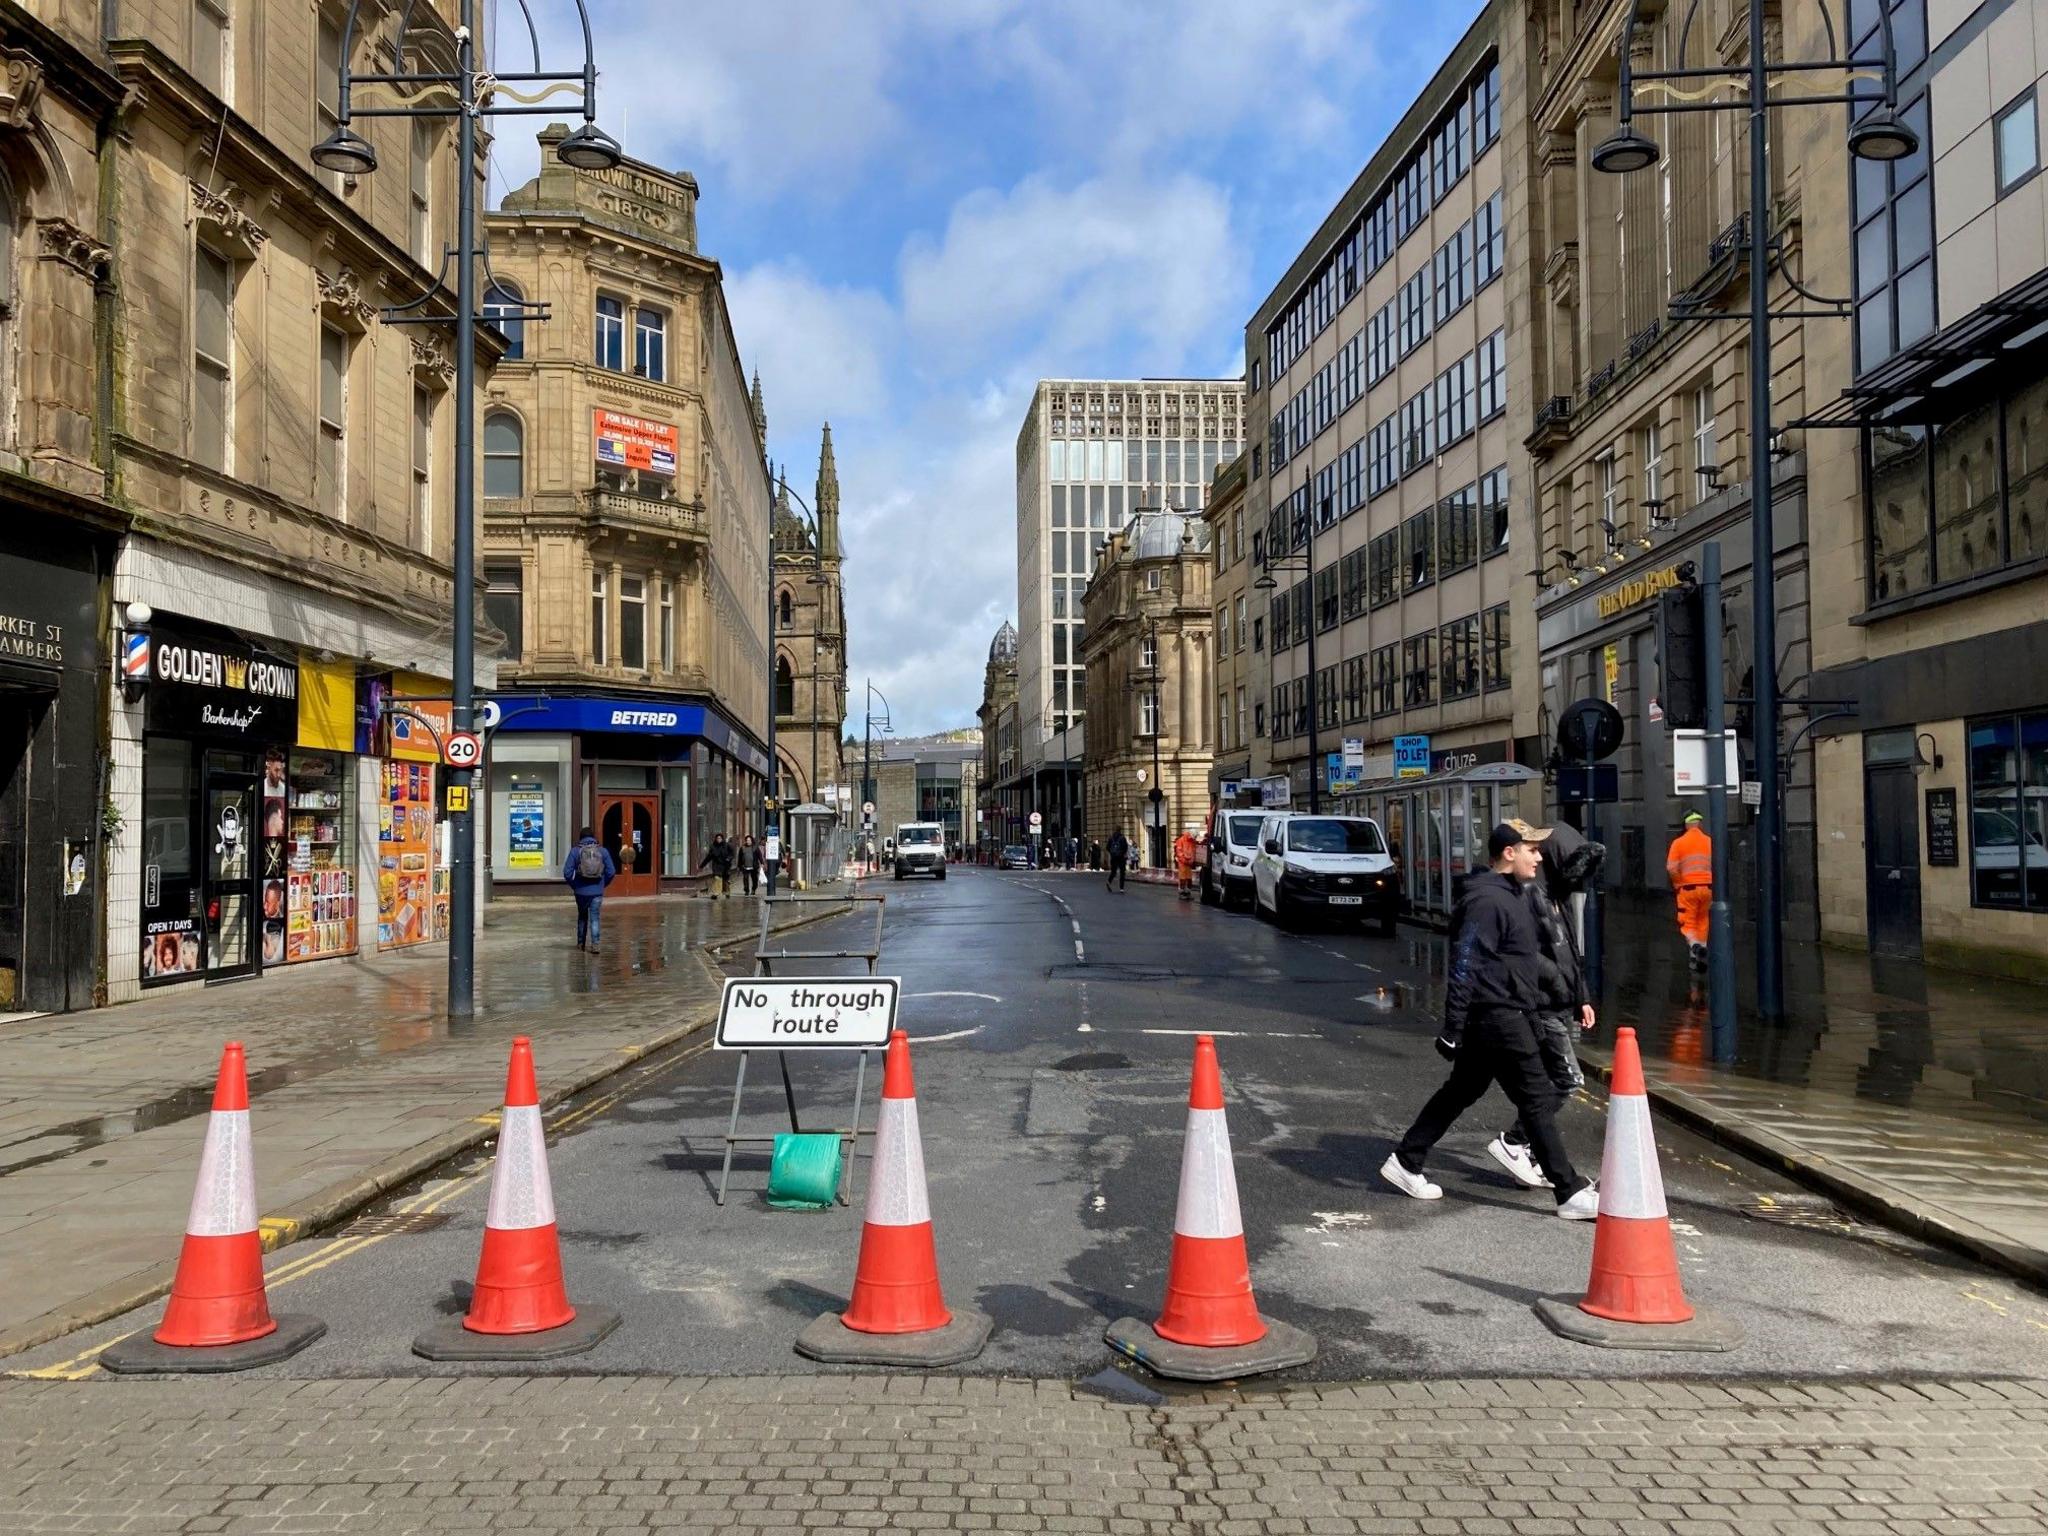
[20,866,2048,1384]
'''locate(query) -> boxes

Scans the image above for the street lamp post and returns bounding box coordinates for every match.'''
[1591,0,1917,1020]
[863,680,891,871]
[315,0,620,1021]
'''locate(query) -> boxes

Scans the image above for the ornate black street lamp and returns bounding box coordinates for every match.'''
[1591,0,1916,1021]
[315,0,619,1019]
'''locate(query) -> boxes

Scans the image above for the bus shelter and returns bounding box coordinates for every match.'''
[1336,761,1541,921]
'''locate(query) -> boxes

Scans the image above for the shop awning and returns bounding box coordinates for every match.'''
[1793,267,2048,430]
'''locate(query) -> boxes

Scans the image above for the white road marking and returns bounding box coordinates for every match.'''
[1310,1210,1372,1233]
[1353,961,1379,972]
[1137,1027,1323,1039]
[907,990,1003,1002]
[914,1026,985,1043]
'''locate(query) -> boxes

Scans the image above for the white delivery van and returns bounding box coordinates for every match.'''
[894,821,947,880]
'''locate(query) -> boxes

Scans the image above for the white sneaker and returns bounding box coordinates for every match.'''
[1555,1186,1601,1221]
[1487,1136,1548,1190]
[1379,1154,1442,1201]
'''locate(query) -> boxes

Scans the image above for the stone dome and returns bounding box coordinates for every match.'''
[988,620,1018,662]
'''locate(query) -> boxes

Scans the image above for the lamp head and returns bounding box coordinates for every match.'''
[1590,123,1660,175]
[556,122,624,171]
[1849,104,1920,163]
[311,125,378,176]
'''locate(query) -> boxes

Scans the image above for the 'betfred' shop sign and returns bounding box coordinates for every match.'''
[594,409,678,477]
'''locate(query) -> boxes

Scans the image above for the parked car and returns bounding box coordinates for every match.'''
[1200,810,1268,910]
[1251,813,1399,933]
[997,844,1033,870]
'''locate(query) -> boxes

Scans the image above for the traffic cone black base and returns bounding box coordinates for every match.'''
[1105,1315,1316,1383]
[101,1313,326,1375]
[795,1305,991,1367]
[1534,1296,1742,1352]
[412,1304,621,1362]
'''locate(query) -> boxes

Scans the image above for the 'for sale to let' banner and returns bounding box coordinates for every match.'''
[594,409,678,476]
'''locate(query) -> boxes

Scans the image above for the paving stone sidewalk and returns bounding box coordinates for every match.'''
[1,1373,2044,1534]
[0,893,851,1356]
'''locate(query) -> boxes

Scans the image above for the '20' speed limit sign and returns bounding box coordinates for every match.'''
[442,730,483,768]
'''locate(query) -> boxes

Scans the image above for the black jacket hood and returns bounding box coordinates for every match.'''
[1540,820,1605,894]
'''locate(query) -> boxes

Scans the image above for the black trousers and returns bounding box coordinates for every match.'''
[1395,1009,1588,1202]
[1106,858,1127,890]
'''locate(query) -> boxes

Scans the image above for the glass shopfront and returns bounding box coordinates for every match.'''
[138,623,301,986]
[284,748,356,961]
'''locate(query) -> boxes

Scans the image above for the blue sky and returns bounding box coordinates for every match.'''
[490,0,1486,741]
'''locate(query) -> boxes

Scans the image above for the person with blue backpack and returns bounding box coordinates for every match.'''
[562,827,617,953]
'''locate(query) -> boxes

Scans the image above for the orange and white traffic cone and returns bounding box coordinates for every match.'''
[796,1030,991,1366]
[101,1043,326,1372]
[413,1037,619,1360]
[1106,1036,1315,1381]
[1535,1027,1742,1352]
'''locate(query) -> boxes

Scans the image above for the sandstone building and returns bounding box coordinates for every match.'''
[479,125,772,896]
[1081,507,1214,868]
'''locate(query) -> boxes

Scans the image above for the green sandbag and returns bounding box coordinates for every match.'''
[765,1132,843,1210]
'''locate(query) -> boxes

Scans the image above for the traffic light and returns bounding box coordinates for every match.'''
[1655,583,1706,730]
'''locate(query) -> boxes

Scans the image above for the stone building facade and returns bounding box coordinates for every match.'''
[479,126,772,896]
[86,0,503,999]
[1081,509,1214,869]
[771,431,848,812]
[1508,0,1838,935]
[1204,451,1259,802]
[0,3,125,1012]
[975,620,1020,854]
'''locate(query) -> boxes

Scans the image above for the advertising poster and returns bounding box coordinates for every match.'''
[507,779,547,869]
[142,917,201,979]
[286,750,356,962]
[379,759,438,949]
[594,409,679,477]
[261,746,288,968]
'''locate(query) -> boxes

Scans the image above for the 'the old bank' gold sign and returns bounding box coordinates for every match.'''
[1596,563,1683,620]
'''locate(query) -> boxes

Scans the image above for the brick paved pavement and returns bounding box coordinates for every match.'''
[0,894,849,1355]
[0,1374,2043,1534]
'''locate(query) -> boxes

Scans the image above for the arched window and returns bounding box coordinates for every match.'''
[483,410,523,498]
[778,589,794,628]
[482,282,525,359]
[775,656,795,717]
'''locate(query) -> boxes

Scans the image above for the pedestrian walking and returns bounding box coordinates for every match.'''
[1105,826,1130,891]
[1379,821,1598,1219]
[698,831,735,897]
[763,827,783,895]
[1089,837,1102,870]
[1665,809,1712,969]
[562,827,617,952]
[1173,824,1200,901]
[1488,820,1601,1189]
[736,834,761,896]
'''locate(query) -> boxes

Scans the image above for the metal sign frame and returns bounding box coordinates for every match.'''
[712,894,887,1209]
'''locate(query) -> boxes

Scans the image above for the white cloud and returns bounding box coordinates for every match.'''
[725,261,896,433]
[898,172,1245,378]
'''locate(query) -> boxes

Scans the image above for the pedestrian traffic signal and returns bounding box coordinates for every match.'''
[1655,583,1706,730]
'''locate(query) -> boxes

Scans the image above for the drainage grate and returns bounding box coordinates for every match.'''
[1733,1193,1919,1253]
[330,1210,453,1239]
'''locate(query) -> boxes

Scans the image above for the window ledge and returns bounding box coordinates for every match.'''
[1853,555,2048,625]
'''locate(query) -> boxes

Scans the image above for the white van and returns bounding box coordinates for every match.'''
[1252,812,1398,933]
[1200,809,1268,910]
[893,821,947,880]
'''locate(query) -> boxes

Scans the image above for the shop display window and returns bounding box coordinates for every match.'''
[282,750,357,961]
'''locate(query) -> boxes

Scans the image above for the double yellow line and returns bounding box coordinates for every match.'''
[13,1039,709,1382]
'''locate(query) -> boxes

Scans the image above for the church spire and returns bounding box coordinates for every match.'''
[816,422,840,563]
[750,370,767,456]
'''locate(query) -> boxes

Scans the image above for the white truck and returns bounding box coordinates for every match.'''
[893,821,947,880]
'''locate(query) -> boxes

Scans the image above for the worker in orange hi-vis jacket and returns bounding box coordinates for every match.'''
[1665,809,1713,969]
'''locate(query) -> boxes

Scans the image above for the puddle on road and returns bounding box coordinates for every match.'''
[1074,1365,1166,1406]
[1052,1052,1134,1072]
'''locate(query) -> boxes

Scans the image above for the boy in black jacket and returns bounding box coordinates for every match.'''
[1381,821,1598,1218]
[1489,822,1602,1187]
